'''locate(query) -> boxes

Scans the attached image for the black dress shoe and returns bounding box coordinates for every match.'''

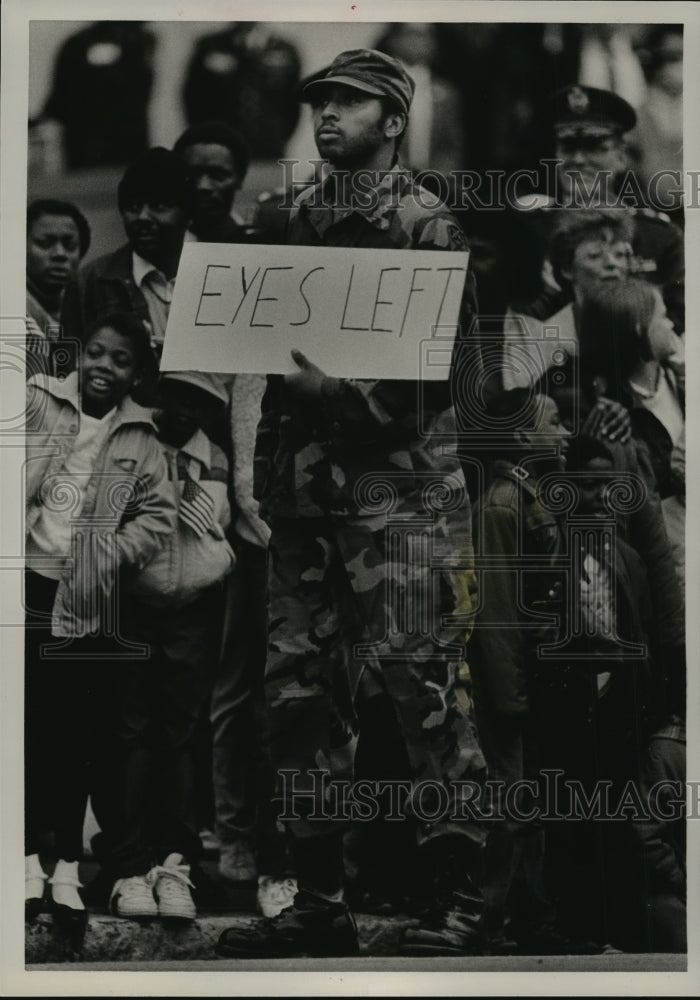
[399,882,485,956]
[49,886,88,951]
[399,836,486,957]
[81,867,113,910]
[216,889,360,958]
[25,893,45,922]
[25,868,48,922]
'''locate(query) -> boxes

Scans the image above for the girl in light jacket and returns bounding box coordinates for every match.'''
[24,311,175,942]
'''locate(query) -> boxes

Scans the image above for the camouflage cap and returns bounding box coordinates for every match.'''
[552,85,637,140]
[302,48,415,115]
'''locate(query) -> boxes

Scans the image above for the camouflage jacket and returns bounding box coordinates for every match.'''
[254,165,480,519]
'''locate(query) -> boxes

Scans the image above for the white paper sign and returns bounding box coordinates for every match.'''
[160,242,469,380]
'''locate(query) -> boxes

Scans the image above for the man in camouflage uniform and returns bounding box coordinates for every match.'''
[216,48,487,959]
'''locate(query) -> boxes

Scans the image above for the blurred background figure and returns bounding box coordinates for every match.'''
[577,24,648,109]
[431,23,581,328]
[629,26,684,222]
[41,22,155,170]
[431,23,581,173]
[376,23,465,176]
[183,23,301,160]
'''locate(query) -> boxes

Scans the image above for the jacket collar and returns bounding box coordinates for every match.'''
[185,212,249,244]
[28,370,158,432]
[26,281,61,323]
[95,244,137,282]
[297,162,412,236]
[175,427,213,470]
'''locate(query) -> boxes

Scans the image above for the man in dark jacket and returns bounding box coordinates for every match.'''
[173,121,259,244]
[216,47,487,961]
[60,148,191,403]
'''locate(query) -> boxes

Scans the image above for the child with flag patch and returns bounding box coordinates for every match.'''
[100,370,235,922]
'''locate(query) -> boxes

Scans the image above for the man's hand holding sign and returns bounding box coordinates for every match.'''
[285,349,337,401]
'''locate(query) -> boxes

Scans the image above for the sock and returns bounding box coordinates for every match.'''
[291,833,344,899]
[50,859,85,911]
[25,854,47,900]
[162,853,190,870]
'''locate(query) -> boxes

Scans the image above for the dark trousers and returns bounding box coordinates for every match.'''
[534,667,650,947]
[90,585,224,878]
[24,569,125,861]
[475,708,554,943]
[210,538,286,873]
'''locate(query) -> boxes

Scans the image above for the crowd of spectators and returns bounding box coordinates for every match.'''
[23,21,686,959]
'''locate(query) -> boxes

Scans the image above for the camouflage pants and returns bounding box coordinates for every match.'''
[265,512,487,844]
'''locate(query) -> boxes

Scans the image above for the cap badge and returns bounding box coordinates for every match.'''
[567,87,589,115]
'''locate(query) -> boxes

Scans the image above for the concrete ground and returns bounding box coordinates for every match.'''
[26,868,687,969]
[27,788,687,970]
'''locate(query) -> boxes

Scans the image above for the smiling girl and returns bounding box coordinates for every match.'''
[24,311,176,942]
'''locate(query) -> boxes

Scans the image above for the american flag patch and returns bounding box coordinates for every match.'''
[179,472,215,537]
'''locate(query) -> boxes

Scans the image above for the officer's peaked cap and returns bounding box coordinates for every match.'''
[552,85,637,140]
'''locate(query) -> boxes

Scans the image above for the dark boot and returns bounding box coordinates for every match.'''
[215,889,359,958]
[400,836,485,956]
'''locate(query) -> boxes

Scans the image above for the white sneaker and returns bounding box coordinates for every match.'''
[257,875,298,918]
[110,875,158,919]
[151,854,197,921]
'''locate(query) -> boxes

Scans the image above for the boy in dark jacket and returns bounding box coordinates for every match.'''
[470,388,570,954]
